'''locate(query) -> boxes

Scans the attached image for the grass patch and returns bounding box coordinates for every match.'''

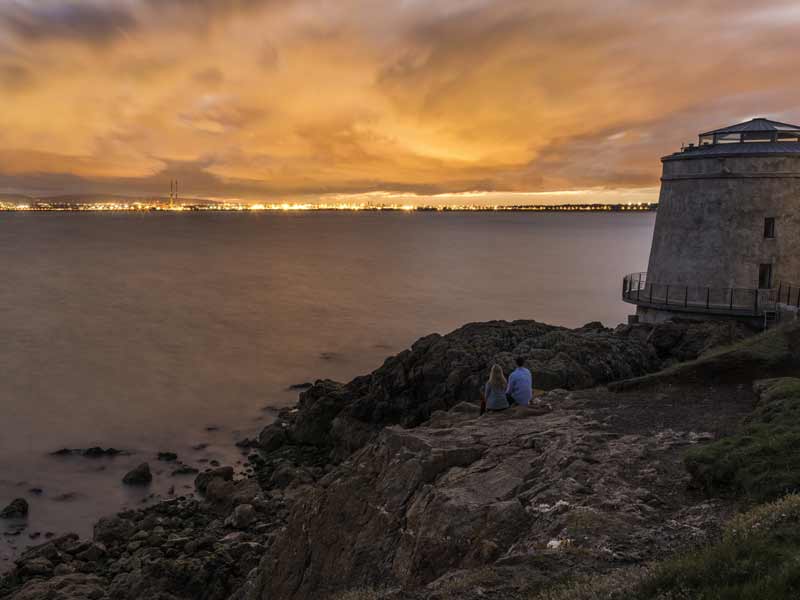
[531,567,651,600]
[685,377,800,501]
[697,323,794,364]
[611,321,800,391]
[636,494,800,600]
[532,495,800,600]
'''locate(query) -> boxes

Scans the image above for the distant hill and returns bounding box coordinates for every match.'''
[3,193,223,206]
[0,193,37,204]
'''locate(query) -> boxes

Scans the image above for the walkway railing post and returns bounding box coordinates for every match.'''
[684,286,688,308]
[706,287,710,309]
[665,285,670,306]
[729,288,734,311]
[754,289,758,315]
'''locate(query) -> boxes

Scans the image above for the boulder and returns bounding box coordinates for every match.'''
[647,321,686,356]
[122,463,152,485]
[82,447,122,458]
[94,516,136,545]
[75,542,106,563]
[293,380,351,446]
[194,466,234,494]
[0,498,29,519]
[18,557,54,577]
[4,574,109,600]
[226,504,257,529]
[172,464,199,475]
[206,478,237,504]
[257,424,288,453]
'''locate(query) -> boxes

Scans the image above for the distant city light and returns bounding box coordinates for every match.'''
[0,200,658,213]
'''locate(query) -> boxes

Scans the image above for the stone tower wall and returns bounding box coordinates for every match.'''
[646,153,800,289]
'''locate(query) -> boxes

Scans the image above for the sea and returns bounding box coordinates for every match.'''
[0,210,655,567]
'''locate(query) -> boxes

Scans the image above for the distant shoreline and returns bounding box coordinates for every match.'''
[0,202,657,213]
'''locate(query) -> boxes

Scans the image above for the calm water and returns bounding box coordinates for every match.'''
[0,211,654,565]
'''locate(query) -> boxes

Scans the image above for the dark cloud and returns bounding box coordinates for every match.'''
[0,1,137,45]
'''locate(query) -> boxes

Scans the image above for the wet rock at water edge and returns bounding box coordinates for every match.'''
[122,463,152,486]
[258,423,288,452]
[194,466,234,494]
[157,451,178,462]
[50,447,125,458]
[288,382,313,391]
[0,498,29,519]
[82,447,123,458]
[235,437,259,449]
[172,463,199,476]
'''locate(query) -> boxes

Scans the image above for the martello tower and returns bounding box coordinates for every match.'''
[623,117,800,324]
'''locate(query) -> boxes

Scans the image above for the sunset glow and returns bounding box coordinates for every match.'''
[1,1,799,204]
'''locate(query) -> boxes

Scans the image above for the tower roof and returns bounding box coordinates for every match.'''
[700,117,800,136]
[665,116,800,160]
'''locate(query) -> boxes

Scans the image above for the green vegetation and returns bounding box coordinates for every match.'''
[534,495,800,600]
[336,368,800,600]
[685,377,800,501]
[612,320,800,391]
[698,323,794,365]
[536,375,800,599]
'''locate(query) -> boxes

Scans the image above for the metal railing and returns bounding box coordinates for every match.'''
[622,272,800,317]
[775,280,800,314]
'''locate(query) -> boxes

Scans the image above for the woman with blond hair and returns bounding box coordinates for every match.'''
[480,364,510,414]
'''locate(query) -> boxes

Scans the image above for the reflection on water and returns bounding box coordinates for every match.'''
[0,210,654,565]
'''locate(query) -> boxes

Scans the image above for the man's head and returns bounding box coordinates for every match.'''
[515,356,525,367]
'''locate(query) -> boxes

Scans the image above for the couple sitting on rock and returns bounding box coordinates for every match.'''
[480,357,533,414]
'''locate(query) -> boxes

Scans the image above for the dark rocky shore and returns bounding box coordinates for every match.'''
[3,318,800,600]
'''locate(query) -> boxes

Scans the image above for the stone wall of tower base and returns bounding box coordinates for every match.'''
[635,306,762,327]
[647,154,800,290]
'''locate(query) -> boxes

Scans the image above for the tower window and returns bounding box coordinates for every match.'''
[764,217,776,238]
[759,263,773,289]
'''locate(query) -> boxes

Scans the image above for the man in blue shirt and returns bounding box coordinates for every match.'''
[506,357,533,406]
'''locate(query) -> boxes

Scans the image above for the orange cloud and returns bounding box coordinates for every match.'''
[1,0,800,202]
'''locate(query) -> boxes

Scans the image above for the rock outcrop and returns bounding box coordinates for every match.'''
[263,319,751,462]
[0,317,762,600]
[245,380,756,600]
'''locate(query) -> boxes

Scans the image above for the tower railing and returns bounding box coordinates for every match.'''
[621,272,800,317]
[775,280,800,315]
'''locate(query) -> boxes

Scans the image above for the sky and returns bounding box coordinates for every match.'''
[1,0,800,205]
